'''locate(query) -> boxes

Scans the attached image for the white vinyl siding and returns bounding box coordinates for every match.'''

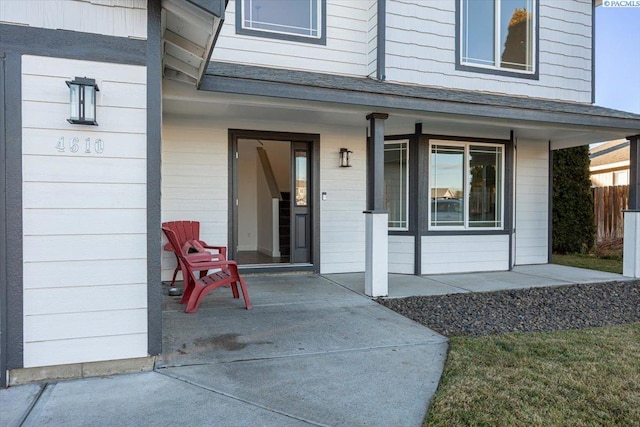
[389,236,414,274]
[515,140,549,265]
[21,56,147,368]
[161,117,229,281]
[385,0,592,103]
[212,0,370,76]
[366,0,378,77]
[422,234,509,274]
[0,0,147,39]
[319,126,366,274]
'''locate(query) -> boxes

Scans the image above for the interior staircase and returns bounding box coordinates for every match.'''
[279,192,290,257]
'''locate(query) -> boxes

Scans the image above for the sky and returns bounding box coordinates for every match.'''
[595,6,640,114]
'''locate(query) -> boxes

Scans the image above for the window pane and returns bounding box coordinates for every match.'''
[462,0,495,67]
[384,142,408,229]
[295,150,308,206]
[468,145,502,227]
[431,145,464,227]
[500,0,534,71]
[243,0,319,38]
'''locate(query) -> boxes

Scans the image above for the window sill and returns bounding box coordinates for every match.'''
[456,62,539,80]
[424,229,510,236]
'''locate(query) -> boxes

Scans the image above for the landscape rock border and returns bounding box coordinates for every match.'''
[378,280,640,337]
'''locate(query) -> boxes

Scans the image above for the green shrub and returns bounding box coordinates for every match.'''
[552,146,595,254]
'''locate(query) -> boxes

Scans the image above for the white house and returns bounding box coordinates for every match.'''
[590,139,630,187]
[1,0,639,387]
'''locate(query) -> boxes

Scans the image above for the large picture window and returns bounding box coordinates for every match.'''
[384,141,409,230]
[240,0,323,42]
[460,0,535,73]
[430,141,503,230]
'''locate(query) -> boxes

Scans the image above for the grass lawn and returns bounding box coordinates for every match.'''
[552,253,623,274]
[424,323,640,427]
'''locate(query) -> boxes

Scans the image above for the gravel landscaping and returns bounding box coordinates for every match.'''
[378,280,640,337]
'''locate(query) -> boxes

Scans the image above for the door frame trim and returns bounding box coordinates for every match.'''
[228,129,320,273]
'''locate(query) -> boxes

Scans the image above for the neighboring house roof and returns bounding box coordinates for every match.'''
[201,62,640,141]
[590,139,630,170]
[431,188,455,199]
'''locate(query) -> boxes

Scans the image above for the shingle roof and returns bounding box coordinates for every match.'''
[203,62,640,131]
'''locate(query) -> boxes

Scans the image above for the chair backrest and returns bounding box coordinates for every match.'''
[162,226,201,284]
[162,221,200,247]
[162,226,187,258]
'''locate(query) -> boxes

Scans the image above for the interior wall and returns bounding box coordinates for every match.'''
[256,140,289,257]
[238,139,260,251]
[261,140,291,193]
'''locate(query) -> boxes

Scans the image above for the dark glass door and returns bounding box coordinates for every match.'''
[291,142,311,263]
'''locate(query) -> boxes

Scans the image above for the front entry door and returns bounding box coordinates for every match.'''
[229,130,317,270]
[291,142,311,263]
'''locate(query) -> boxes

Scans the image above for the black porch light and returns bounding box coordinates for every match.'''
[339,147,353,167]
[66,77,99,125]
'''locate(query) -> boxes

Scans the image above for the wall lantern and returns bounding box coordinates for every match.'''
[339,148,353,167]
[66,77,99,125]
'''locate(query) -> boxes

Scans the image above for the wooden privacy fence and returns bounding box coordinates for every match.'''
[592,185,629,243]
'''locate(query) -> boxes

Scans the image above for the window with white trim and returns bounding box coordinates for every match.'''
[384,140,409,230]
[460,0,535,73]
[429,141,503,230]
[241,0,322,40]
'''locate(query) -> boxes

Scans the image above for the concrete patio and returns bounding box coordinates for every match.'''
[1,264,631,427]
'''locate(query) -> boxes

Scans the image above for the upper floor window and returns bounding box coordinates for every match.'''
[460,0,536,74]
[429,141,503,230]
[238,0,325,44]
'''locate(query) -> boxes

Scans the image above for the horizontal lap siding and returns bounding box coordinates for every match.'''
[22,56,147,368]
[367,0,377,77]
[319,125,366,273]
[515,140,549,265]
[385,0,592,103]
[212,0,370,76]
[0,0,147,39]
[422,235,509,274]
[162,116,367,276]
[389,236,414,274]
[161,117,229,281]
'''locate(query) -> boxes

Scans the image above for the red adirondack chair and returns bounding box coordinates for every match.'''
[162,226,251,313]
[162,221,227,286]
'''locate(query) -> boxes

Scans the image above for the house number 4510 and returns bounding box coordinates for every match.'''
[57,137,104,154]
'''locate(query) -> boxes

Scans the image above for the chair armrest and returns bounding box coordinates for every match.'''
[199,243,227,258]
[163,242,174,252]
[184,252,224,263]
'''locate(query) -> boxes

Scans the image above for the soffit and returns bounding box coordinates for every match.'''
[161,0,225,87]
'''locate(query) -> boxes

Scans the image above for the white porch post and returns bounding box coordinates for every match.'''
[623,135,640,278]
[365,212,388,296]
[623,211,640,277]
[365,113,389,297]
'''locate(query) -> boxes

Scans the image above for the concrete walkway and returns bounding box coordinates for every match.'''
[2,274,447,427]
[327,264,631,298]
[1,265,630,427]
